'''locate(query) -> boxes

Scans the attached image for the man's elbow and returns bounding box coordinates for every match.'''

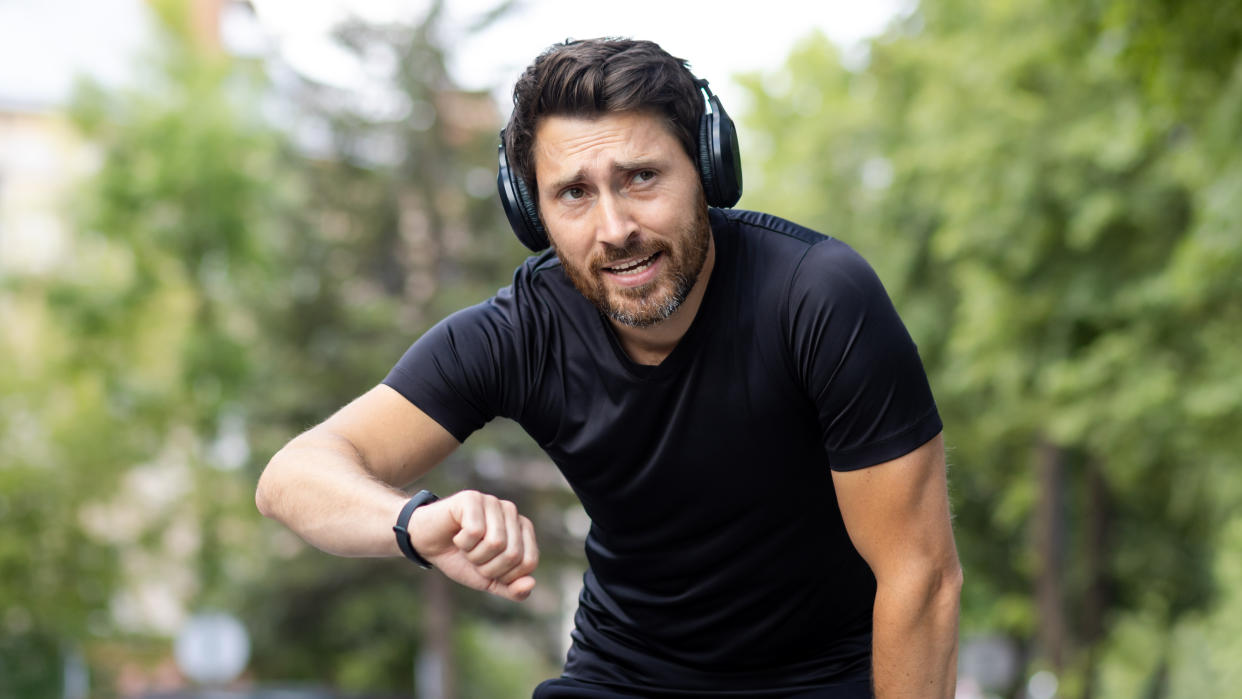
[254,449,289,520]
[920,556,963,622]
[255,477,273,519]
[937,560,964,606]
[880,555,963,614]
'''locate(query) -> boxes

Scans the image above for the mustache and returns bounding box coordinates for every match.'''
[592,241,670,270]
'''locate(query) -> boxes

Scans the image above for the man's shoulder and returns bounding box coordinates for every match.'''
[715,208,831,248]
[714,208,872,283]
[490,248,575,311]
[511,247,564,288]
[456,247,590,343]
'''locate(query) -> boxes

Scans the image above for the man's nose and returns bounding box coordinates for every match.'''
[595,191,638,248]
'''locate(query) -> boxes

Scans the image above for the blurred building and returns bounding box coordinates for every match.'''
[0,0,142,274]
[0,0,260,276]
[0,99,92,275]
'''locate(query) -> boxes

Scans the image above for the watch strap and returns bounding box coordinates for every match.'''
[393,489,440,569]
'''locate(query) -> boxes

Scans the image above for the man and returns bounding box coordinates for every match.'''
[256,38,961,698]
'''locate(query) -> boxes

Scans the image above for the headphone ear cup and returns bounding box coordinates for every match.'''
[697,110,720,205]
[512,174,546,250]
[705,95,743,208]
[497,139,550,251]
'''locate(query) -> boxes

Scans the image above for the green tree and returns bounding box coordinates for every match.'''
[738,1,1242,695]
[235,3,570,695]
[1,0,286,694]
[4,1,573,695]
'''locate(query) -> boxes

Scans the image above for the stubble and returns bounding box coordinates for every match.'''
[556,204,712,328]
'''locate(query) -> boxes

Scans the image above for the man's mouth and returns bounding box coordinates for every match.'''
[602,251,661,276]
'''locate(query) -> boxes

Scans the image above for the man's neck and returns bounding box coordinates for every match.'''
[610,236,716,366]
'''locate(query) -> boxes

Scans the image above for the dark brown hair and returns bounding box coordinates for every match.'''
[504,38,704,199]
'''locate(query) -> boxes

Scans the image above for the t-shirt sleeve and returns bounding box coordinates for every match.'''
[382,297,522,443]
[786,239,942,470]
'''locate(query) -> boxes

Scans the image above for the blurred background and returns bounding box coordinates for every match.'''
[1,0,1240,697]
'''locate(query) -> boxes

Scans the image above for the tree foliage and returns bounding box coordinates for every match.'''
[739,0,1242,695]
[1,1,281,693]
[3,0,558,695]
[231,3,567,693]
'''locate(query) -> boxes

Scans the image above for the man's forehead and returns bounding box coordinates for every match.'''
[532,110,678,171]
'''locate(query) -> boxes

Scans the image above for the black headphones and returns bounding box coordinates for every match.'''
[496,79,743,252]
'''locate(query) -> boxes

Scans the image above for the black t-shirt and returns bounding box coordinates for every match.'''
[384,209,941,693]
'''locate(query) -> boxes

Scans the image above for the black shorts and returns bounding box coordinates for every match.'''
[532,676,873,698]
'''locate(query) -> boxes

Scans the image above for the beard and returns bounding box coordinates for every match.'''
[555,203,712,328]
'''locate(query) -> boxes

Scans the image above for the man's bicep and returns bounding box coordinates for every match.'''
[322,300,519,486]
[831,433,957,581]
[316,384,461,487]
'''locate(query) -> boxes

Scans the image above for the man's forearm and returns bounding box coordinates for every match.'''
[257,428,542,602]
[256,431,409,557]
[871,567,962,698]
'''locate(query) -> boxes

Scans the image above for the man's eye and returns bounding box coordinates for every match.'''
[562,187,586,200]
[634,170,656,183]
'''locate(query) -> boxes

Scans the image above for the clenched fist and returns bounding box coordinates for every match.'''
[406,490,540,601]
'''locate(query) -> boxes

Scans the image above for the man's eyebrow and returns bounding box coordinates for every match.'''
[545,158,665,194]
[546,168,587,194]
[613,157,662,172]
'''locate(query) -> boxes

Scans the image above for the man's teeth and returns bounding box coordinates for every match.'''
[608,253,657,275]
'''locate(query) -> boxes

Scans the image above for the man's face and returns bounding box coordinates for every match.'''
[533,110,711,328]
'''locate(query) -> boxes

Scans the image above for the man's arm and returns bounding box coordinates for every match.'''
[255,384,539,601]
[831,433,962,698]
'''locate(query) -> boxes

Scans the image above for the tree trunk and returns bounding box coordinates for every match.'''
[417,573,456,699]
[1034,438,1067,671]
[1081,460,1111,699]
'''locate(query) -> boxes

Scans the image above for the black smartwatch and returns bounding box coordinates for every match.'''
[393,490,440,569]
